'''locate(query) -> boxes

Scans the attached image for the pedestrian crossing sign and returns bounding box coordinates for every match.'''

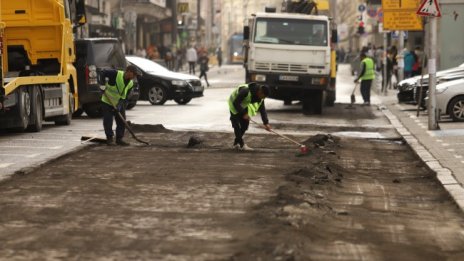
[417,0,441,17]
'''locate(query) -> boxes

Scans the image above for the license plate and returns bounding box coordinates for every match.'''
[279,75,298,81]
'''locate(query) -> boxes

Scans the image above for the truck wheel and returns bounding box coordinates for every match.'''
[325,90,336,107]
[14,87,31,131]
[174,97,192,105]
[84,104,103,118]
[55,93,74,125]
[27,86,43,132]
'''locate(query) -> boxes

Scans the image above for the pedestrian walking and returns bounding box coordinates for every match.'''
[354,52,375,105]
[198,52,210,87]
[412,46,423,76]
[99,65,138,146]
[228,82,272,151]
[403,48,415,79]
[216,47,223,67]
[186,45,197,74]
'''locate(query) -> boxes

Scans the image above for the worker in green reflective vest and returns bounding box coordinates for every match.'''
[354,52,375,105]
[99,65,138,146]
[228,82,272,151]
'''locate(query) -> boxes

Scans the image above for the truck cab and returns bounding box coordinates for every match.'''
[244,6,336,114]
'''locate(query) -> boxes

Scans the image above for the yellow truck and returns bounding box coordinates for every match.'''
[0,0,86,131]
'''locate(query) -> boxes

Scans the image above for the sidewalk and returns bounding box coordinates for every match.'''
[376,87,464,210]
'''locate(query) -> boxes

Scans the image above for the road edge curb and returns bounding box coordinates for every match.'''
[0,143,90,184]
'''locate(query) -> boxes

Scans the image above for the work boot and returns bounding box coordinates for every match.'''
[106,137,115,146]
[241,144,254,151]
[116,139,130,146]
[232,144,241,150]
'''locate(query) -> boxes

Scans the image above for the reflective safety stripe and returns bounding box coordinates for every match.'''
[101,70,134,106]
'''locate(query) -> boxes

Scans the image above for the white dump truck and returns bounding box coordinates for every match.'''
[243,1,337,114]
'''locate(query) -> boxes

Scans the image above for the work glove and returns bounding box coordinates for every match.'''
[116,99,126,111]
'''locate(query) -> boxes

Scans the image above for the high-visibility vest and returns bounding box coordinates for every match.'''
[228,84,263,117]
[101,70,134,106]
[360,57,375,81]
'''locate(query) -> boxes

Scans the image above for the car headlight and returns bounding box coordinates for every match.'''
[172,80,187,86]
[436,87,448,94]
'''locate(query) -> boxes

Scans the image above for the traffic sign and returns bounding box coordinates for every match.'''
[367,7,378,18]
[417,0,441,17]
[383,0,420,10]
[384,11,423,31]
[382,0,423,31]
[358,4,366,12]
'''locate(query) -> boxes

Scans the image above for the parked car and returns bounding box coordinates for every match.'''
[74,38,139,117]
[126,56,204,105]
[430,78,464,121]
[397,63,464,108]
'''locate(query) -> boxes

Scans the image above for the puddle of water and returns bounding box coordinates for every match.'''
[331,131,386,139]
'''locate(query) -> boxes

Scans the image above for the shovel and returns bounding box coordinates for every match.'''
[250,119,308,154]
[101,88,150,145]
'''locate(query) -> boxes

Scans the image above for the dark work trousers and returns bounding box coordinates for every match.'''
[199,70,210,86]
[230,113,249,147]
[360,80,373,103]
[102,102,126,140]
[188,62,196,74]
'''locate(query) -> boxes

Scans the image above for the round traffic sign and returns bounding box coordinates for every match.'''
[358,4,366,12]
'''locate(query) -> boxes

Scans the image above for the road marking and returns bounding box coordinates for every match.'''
[0,153,41,158]
[455,155,463,159]
[442,143,449,147]
[448,149,455,152]
[0,145,62,150]
[0,163,14,169]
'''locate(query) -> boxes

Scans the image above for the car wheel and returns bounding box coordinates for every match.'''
[448,96,464,122]
[73,108,84,117]
[126,101,137,110]
[84,103,103,118]
[174,97,192,105]
[148,85,168,105]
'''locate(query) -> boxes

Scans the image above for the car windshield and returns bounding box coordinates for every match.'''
[254,18,328,46]
[126,56,169,73]
[93,42,126,68]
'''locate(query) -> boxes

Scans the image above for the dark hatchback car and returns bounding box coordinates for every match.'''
[74,38,139,117]
[126,56,204,105]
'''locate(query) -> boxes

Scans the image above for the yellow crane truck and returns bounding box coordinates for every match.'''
[0,0,86,131]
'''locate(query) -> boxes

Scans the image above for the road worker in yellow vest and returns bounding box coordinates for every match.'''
[228,82,272,151]
[354,52,375,105]
[100,65,138,146]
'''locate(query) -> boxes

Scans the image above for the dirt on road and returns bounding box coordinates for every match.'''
[1,121,464,260]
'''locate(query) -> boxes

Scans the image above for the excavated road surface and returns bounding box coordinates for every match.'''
[1,124,464,260]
